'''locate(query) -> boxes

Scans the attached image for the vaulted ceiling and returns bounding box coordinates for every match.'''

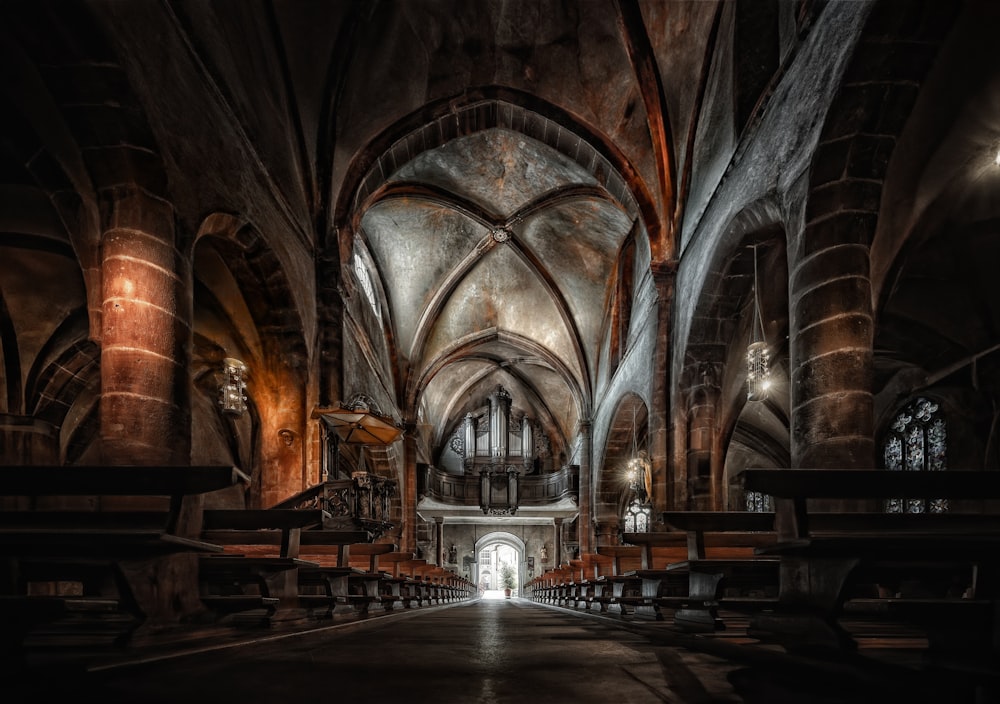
[0,0,711,463]
[355,116,640,450]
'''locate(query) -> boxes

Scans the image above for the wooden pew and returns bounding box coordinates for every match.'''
[198,555,316,625]
[296,565,356,619]
[196,509,330,624]
[738,468,1000,678]
[425,566,456,603]
[343,543,397,614]
[536,565,573,606]
[561,559,587,608]
[0,465,248,537]
[595,545,644,616]
[372,551,416,610]
[199,518,378,619]
[537,553,614,612]
[0,465,246,664]
[623,512,779,628]
[578,552,614,611]
[398,559,433,606]
[201,509,325,556]
[397,560,467,605]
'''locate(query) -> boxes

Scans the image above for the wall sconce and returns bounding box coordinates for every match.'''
[219,357,248,416]
[747,245,771,401]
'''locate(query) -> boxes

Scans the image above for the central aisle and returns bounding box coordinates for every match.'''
[11,598,746,704]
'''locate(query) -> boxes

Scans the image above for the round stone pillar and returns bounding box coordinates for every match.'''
[99,191,190,465]
[577,420,593,554]
[790,220,875,469]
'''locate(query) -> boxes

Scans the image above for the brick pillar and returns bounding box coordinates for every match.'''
[100,190,189,465]
[650,262,676,510]
[402,429,418,553]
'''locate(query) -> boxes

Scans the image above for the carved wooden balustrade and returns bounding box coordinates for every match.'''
[421,464,578,515]
[277,472,396,540]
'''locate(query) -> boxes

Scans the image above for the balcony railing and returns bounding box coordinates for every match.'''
[421,464,577,514]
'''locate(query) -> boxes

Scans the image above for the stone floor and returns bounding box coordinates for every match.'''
[4,594,989,704]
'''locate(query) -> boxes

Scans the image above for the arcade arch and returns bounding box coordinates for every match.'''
[474,532,526,595]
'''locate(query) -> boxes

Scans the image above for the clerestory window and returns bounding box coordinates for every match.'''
[353,254,380,319]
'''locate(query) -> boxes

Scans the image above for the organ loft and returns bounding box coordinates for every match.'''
[3,1,1000,702]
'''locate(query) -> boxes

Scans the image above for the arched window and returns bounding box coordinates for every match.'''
[608,228,636,376]
[353,254,380,318]
[882,397,947,513]
[745,490,772,513]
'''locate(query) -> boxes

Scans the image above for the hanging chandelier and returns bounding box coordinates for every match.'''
[747,245,770,402]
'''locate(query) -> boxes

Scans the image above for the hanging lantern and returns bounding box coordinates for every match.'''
[747,246,770,402]
[219,358,248,416]
[746,340,770,401]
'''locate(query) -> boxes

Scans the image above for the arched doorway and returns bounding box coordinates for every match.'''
[474,532,525,597]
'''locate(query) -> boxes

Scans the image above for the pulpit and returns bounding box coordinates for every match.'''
[319,472,396,539]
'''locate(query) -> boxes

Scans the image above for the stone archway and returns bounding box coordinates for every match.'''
[474,531,526,596]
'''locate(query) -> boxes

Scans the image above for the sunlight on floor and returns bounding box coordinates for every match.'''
[481,589,516,600]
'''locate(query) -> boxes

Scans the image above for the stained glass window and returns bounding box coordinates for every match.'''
[745,490,772,512]
[882,397,947,513]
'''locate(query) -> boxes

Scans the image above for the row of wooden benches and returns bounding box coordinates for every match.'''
[527,468,1000,694]
[0,465,474,669]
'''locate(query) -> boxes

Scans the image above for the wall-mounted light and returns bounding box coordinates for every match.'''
[219,357,248,416]
[747,245,771,401]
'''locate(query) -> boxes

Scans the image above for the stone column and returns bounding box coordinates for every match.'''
[577,420,593,553]
[651,262,675,514]
[434,517,444,566]
[553,517,563,567]
[594,517,619,548]
[670,406,688,511]
[791,184,875,469]
[100,190,189,465]
[688,363,720,509]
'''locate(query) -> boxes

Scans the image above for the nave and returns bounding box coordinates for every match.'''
[8,596,743,704]
[6,593,972,704]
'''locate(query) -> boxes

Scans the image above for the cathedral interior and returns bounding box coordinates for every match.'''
[3,0,1000,701]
